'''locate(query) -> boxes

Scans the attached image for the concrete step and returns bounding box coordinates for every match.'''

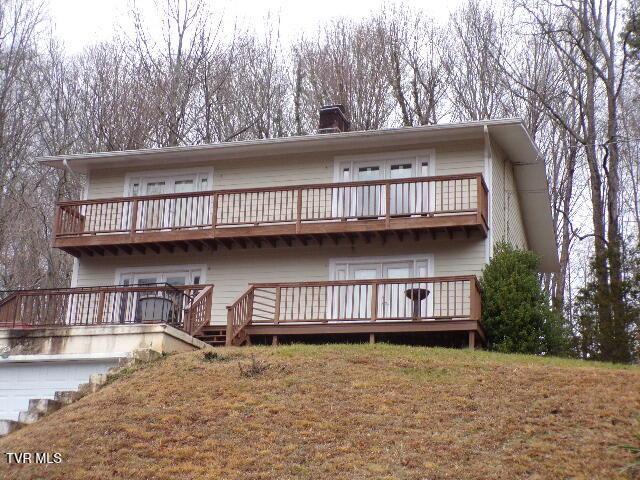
[89,373,109,386]
[28,399,62,415]
[0,419,25,437]
[18,410,45,425]
[77,382,100,396]
[54,390,84,405]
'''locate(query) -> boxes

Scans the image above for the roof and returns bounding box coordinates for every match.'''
[38,119,560,272]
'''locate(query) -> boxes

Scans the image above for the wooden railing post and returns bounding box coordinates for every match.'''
[11,294,22,328]
[385,182,391,228]
[274,287,281,324]
[226,307,233,346]
[476,174,488,227]
[469,277,481,321]
[370,282,378,322]
[130,199,139,237]
[184,302,192,335]
[296,188,303,233]
[53,206,62,237]
[96,292,106,324]
[247,288,255,324]
[211,193,219,234]
[13,295,21,328]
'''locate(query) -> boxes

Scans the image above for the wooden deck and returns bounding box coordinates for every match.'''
[53,174,489,257]
[0,284,213,336]
[0,276,484,348]
[226,276,484,347]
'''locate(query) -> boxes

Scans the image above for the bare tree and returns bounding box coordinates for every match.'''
[293,19,394,132]
[444,0,510,121]
[130,0,216,146]
[377,5,448,126]
[29,39,83,287]
[0,0,44,289]
[232,21,291,139]
[509,0,634,361]
[75,42,156,151]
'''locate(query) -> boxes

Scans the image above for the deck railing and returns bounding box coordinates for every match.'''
[0,284,213,335]
[226,276,481,345]
[55,173,488,238]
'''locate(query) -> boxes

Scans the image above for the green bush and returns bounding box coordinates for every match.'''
[480,242,568,355]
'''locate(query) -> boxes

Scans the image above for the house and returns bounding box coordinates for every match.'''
[0,106,559,411]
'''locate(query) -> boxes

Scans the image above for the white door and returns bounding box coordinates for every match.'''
[172,178,201,229]
[348,264,379,319]
[337,155,433,218]
[352,165,383,218]
[132,174,208,231]
[119,272,191,325]
[389,163,414,215]
[382,262,412,319]
[331,258,432,320]
[139,179,168,230]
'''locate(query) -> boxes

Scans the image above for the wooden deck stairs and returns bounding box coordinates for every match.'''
[194,325,227,347]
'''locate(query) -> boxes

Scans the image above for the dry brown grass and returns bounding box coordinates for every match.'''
[1,344,639,480]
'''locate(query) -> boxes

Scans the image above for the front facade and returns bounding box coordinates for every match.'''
[2,110,559,349]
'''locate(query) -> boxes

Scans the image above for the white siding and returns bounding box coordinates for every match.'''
[87,153,334,200]
[75,137,490,324]
[85,141,485,200]
[75,239,487,323]
[491,144,528,250]
[434,140,484,176]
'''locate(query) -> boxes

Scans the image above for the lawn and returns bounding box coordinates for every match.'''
[1,344,639,479]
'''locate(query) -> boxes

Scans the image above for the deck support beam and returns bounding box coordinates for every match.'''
[468,331,476,350]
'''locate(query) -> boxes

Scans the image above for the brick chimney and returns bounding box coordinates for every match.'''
[318,104,350,134]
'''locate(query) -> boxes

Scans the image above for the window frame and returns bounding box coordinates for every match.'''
[115,264,208,287]
[124,167,214,197]
[329,254,435,281]
[333,149,436,183]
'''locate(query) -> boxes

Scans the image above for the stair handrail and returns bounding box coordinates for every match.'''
[226,286,255,346]
[184,285,214,336]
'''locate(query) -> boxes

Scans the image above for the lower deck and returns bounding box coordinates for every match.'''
[1,276,485,350]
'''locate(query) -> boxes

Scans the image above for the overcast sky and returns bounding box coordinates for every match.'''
[46,0,464,53]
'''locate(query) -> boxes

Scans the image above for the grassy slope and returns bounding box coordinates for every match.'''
[0,345,639,480]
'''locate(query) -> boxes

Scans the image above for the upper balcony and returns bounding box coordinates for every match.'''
[53,173,488,257]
